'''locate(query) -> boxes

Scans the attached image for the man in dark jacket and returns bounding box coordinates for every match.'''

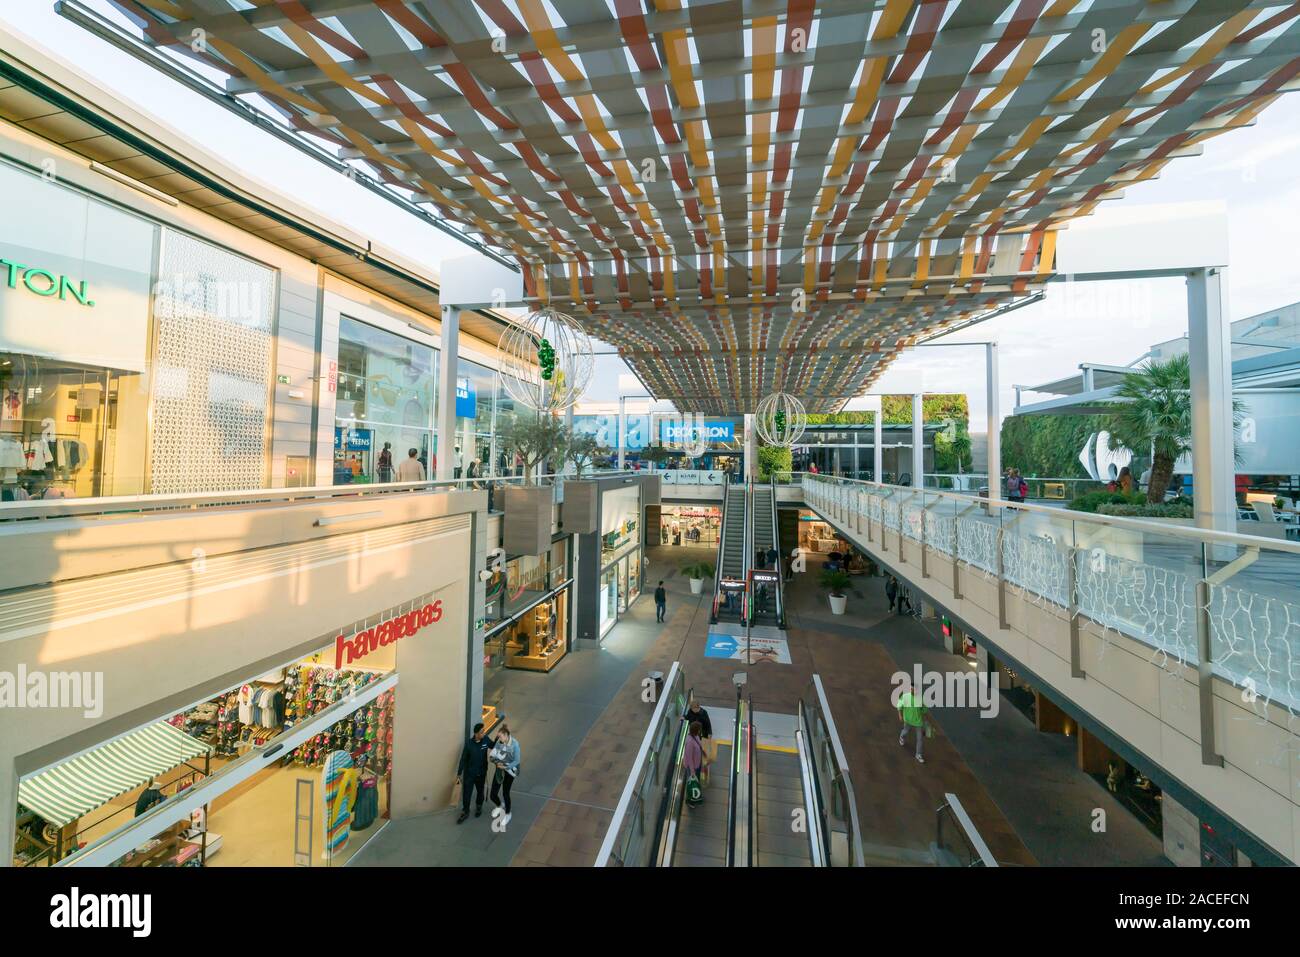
[654,580,667,622]
[457,722,494,823]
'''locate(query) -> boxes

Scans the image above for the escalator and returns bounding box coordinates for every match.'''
[632,675,863,867]
[713,484,749,623]
[749,483,783,627]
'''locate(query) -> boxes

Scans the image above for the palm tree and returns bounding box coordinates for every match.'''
[1105,354,1244,503]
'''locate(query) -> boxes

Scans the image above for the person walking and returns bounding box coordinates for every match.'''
[654,580,667,622]
[885,575,899,612]
[766,545,779,570]
[396,447,425,482]
[377,442,394,483]
[897,680,929,764]
[488,725,521,826]
[456,722,494,823]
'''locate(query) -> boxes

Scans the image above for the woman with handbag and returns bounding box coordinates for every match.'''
[489,726,521,826]
[683,695,713,782]
[683,721,706,805]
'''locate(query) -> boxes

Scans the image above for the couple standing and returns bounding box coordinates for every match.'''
[456,722,521,826]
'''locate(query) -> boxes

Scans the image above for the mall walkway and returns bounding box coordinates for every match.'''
[782,558,1167,867]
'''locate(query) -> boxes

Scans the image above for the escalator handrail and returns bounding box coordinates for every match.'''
[795,698,830,866]
[724,691,743,866]
[746,695,757,867]
[742,479,754,623]
[712,487,728,618]
[652,696,695,867]
[807,674,866,866]
[766,479,785,627]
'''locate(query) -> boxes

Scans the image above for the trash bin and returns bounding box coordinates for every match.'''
[647,671,664,703]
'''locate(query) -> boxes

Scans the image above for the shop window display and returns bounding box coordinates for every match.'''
[334,316,436,485]
[502,592,568,672]
[17,649,397,868]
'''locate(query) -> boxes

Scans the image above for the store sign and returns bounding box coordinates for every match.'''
[456,376,477,418]
[1,162,155,372]
[335,601,443,669]
[660,419,735,443]
[334,426,373,451]
[0,259,94,306]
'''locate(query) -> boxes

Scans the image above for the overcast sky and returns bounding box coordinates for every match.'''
[12,1,1300,429]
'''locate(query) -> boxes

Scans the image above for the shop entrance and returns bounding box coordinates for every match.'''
[659,504,721,547]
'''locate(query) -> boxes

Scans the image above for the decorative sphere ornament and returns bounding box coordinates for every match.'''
[496,306,594,412]
[755,392,807,448]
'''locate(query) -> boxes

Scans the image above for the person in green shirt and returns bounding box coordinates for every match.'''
[897,681,929,764]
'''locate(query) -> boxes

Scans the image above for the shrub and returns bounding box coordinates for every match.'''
[1067,490,1145,513]
[819,569,852,596]
[680,562,714,580]
[1097,501,1194,519]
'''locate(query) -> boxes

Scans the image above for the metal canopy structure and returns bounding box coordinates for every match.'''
[79,0,1300,412]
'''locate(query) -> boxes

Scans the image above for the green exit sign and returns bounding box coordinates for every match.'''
[277,374,291,385]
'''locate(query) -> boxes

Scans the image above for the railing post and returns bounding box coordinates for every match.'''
[1194,579,1223,768]
[951,519,961,599]
[996,523,1008,630]
[897,501,905,565]
[920,500,929,579]
[1067,546,1084,679]
[867,493,875,544]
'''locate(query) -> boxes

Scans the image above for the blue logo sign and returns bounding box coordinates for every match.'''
[335,427,373,452]
[455,376,477,419]
[661,419,735,443]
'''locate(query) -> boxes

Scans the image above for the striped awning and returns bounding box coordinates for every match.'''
[18,722,213,828]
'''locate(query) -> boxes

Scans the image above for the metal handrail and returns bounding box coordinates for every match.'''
[0,469,633,523]
[795,698,828,866]
[742,479,754,623]
[936,793,998,867]
[725,691,744,866]
[769,476,786,627]
[596,662,684,867]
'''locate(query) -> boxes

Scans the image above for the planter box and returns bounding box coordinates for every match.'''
[503,485,554,556]
[561,480,598,534]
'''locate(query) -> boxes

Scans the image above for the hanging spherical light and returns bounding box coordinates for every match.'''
[496,306,594,412]
[755,391,807,448]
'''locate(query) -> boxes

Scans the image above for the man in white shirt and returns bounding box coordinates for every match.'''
[396,447,425,482]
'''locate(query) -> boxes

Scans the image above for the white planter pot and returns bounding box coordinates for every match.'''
[689,578,704,595]
[829,594,847,615]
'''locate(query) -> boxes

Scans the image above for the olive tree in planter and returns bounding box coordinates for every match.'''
[820,569,851,615]
[498,413,569,483]
[565,430,605,477]
[681,561,714,595]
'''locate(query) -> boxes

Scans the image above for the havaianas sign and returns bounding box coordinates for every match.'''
[0,258,95,307]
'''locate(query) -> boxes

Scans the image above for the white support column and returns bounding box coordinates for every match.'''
[1186,267,1237,536]
[912,392,924,489]
[873,410,883,484]
[744,413,757,480]
[986,342,1002,504]
[436,305,460,482]
[617,396,626,470]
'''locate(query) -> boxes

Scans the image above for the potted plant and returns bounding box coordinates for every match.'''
[681,561,714,595]
[820,569,851,615]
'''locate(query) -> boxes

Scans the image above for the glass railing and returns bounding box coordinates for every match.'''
[801,474,1300,715]
[596,664,688,867]
[935,793,998,866]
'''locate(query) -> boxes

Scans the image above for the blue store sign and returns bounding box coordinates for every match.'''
[335,427,373,452]
[456,376,477,418]
[660,419,735,443]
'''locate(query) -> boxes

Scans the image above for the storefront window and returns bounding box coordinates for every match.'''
[334,315,436,485]
[659,506,721,547]
[503,591,568,672]
[19,644,397,868]
[600,566,618,637]
[454,357,495,478]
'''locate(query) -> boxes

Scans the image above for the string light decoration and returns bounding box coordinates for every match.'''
[496,306,594,412]
[754,392,807,448]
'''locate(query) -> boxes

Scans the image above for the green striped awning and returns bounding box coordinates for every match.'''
[18,722,213,828]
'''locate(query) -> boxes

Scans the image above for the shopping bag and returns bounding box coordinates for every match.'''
[924,723,934,739]
[449,775,462,808]
[685,773,704,806]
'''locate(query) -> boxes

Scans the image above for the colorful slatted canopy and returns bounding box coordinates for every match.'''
[86,0,1300,411]
[18,722,212,827]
